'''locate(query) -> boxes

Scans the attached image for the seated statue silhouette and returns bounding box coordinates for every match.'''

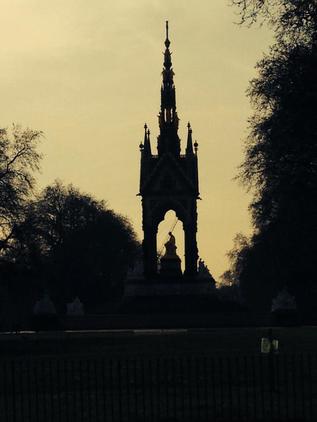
[160,232,182,277]
[163,232,178,258]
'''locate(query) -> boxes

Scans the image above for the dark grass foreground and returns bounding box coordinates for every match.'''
[1,352,316,421]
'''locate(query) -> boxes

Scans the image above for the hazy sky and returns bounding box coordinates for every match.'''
[0,0,272,280]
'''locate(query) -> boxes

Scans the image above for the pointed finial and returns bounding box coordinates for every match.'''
[186,122,194,155]
[140,124,147,152]
[165,20,170,48]
[143,124,148,145]
[143,125,152,155]
[194,140,199,154]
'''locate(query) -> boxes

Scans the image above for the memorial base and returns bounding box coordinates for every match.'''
[122,275,216,313]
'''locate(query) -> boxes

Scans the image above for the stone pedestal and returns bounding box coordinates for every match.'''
[159,255,182,277]
[158,232,183,277]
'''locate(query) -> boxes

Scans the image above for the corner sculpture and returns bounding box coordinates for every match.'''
[139,21,200,279]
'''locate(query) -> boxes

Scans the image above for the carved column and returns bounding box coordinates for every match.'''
[143,226,158,278]
[184,223,198,277]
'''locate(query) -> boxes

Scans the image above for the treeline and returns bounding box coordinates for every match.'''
[0,126,139,322]
[223,1,317,316]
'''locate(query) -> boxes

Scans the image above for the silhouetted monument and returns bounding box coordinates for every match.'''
[124,22,215,309]
[139,21,199,278]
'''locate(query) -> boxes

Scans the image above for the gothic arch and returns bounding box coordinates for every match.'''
[152,199,188,230]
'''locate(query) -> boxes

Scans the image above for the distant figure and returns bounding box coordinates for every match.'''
[163,232,177,258]
[67,297,84,316]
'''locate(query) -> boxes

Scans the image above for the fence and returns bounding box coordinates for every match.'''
[0,353,316,421]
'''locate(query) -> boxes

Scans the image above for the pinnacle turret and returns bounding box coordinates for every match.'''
[143,123,152,155]
[186,122,194,155]
[157,21,180,156]
[144,128,152,156]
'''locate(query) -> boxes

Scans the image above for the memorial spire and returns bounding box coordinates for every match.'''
[160,20,177,116]
[158,21,180,156]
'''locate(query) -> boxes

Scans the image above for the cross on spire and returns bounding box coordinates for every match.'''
[165,20,170,48]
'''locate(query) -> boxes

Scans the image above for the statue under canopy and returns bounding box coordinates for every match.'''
[163,232,178,258]
[160,231,182,277]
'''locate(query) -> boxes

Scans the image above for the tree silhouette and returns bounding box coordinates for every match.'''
[8,181,139,308]
[232,0,317,44]
[226,3,317,313]
[0,125,42,253]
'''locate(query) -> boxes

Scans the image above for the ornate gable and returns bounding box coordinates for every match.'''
[140,153,197,196]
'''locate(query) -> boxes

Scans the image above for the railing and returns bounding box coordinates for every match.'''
[0,353,316,421]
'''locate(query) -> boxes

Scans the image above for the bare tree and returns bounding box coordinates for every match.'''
[0,124,42,252]
[232,0,317,44]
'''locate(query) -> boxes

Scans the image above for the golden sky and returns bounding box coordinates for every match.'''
[0,0,272,280]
